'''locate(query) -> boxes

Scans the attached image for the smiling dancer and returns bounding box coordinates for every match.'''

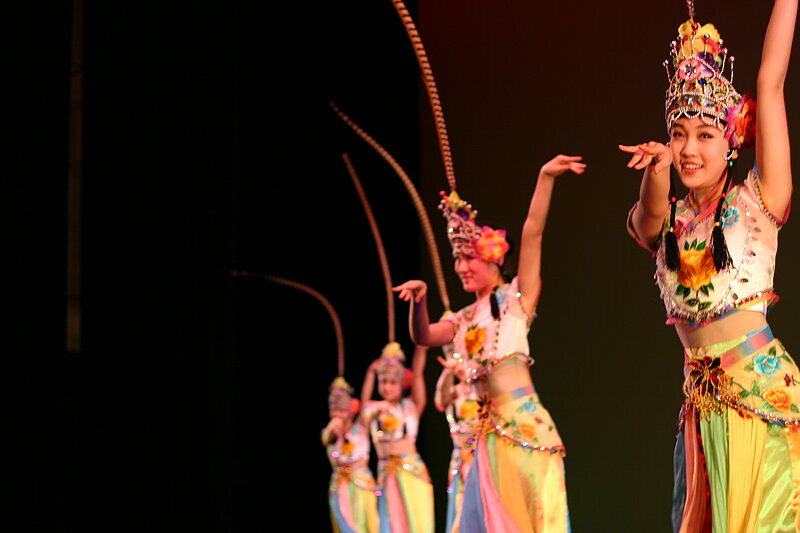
[621,1,799,530]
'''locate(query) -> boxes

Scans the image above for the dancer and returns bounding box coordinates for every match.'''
[332,101,471,531]
[323,378,380,533]
[339,153,434,532]
[360,344,434,533]
[621,1,798,530]
[434,354,479,533]
[231,272,379,532]
[395,153,585,532]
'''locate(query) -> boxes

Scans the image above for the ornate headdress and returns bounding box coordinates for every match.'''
[375,341,412,388]
[438,191,509,264]
[328,376,360,415]
[662,2,751,273]
[664,15,755,149]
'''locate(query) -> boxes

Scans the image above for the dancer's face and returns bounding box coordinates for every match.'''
[670,117,731,198]
[454,253,501,295]
[378,374,403,402]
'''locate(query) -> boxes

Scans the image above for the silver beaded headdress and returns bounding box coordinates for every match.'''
[664,14,755,148]
[375,341,408,384]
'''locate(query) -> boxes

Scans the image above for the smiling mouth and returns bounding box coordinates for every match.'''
[682,162,703,171]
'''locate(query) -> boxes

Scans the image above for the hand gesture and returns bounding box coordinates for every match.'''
[327,417,344,438]
[437,355,459,373]
[618,141,672,173]
[540,155,587,178]
[393,280,427,303]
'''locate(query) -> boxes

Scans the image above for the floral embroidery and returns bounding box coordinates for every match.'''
[380,414,400,432]
[720,206,740,229]
[494,287,507,308]
[459,400,479,420]
[754,354,781,376]
[516,423,537,441]
[519,400,538,414]
[675,238,717,311]
[340,441,355,455]
[764,387,795,412]
[745,346,793,377]
[465,325,486,357]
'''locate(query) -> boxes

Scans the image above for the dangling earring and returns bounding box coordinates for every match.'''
[723,148,736,161]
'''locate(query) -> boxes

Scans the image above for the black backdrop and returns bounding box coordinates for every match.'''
[9,1,800,532]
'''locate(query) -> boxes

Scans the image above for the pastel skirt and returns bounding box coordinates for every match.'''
[673,326,800,532]
[329,467,379,533]
[459,387,570,533]
[377,452,434,533]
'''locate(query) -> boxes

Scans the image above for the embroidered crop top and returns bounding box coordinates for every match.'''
[366,398,419,444]
[325,419,371,468]
[442,277,533,382]
[632,168,783,325]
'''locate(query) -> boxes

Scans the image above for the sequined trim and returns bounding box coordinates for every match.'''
[331,465,378,491]
[751,172,784,228]
[666,290,777,325]
[378,454,432,484]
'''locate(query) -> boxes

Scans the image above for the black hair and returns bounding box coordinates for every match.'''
[664,158,734,272]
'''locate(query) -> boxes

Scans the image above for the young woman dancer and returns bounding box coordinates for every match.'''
[434,353,479,532]
[395,153,585,532]
[622,1,799,530]
[322,378,379,533]
[360,344,433,533]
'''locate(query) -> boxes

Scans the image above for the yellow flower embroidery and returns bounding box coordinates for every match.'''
[677,245,716,291]
[765,387,794,412]
[459,400,479,420]
[340,441,355,455]
[465,326,486,356]
[380,414,400,432]
[517,423,537,441]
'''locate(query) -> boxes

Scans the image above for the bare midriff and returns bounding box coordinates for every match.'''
[675,309,768,348]
[375,437,416,459]
[487,355,533,398]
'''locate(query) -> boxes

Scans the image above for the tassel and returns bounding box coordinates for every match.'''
[665,167,681,271]
[490,289,500,319]
[710,160,734,271]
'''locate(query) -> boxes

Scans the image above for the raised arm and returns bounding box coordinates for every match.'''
[517,155,586,315]
[393,280,455,346]
[756,0,796,220]
[619,142,674,250]
[410,345,427,415]
[360,359,379,406]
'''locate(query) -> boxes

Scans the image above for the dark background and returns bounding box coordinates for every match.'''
[9,1,800,532]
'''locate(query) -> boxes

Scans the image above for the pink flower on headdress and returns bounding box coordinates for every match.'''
[725,94,756,149]
[473,226,510,264]
[677,58,713,82]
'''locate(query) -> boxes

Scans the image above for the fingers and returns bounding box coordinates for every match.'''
[436,355,448,367]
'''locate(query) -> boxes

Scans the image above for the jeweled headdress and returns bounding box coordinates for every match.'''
[438,191,509,264]
[376,341,412,387]
[664,12,755,148]
[328,376,360,415]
